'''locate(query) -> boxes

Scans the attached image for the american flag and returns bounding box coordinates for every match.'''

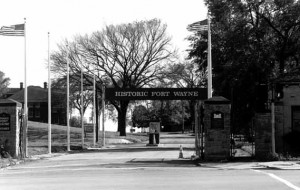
[0,24,25,36]
[187,19,208,32]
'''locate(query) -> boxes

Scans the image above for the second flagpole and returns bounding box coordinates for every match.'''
[48,32,52,154]
[24,18,28,158]
[81,68,84,148]
[67,45,71,151]
[207,13,212,98]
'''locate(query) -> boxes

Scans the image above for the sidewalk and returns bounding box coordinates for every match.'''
[256,161,300,170]
[1,132,300,171]
[198,161,300,170]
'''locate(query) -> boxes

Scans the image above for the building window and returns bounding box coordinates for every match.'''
[35,103,40,118]
[292,106,300,132]
[28,104,34,118]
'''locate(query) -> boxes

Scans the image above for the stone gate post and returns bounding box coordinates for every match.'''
[204,96,231,160]
[0,99,22,158]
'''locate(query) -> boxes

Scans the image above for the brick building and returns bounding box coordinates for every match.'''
[254,69,300,157]
[273,70,300,153]
[1,82,66,125]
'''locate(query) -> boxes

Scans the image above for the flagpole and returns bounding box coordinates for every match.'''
[93,74,96,146]
[207,14,213,98]
[48,32,52,154]
[67,45,70,151]
[24,18,28,157]
[1,21,28,158]
[102,86,105,147]
[81,68,84,149]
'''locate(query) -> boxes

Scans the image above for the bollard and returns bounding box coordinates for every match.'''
[154,132,160,144]
[149,133,154,145]
[179,145,184,158]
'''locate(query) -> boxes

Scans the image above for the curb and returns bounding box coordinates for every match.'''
[197,161,300,170]
[0,159,23,170]
[256,161,300,170]
[0,153,66,171]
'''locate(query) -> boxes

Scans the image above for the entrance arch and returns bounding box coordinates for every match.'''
[105,88,207,151]
[104,88,232,160]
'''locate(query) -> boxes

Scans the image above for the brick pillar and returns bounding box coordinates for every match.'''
[0,99,22,158]
[274,103,284,153]
[204,96,231,160]
[254,113,272,158]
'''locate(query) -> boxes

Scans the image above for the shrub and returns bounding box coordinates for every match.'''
[70,116,81,128]
[256,152,279,161]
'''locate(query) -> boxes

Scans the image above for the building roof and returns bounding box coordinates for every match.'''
[5,88,21,94]
[0,87,21,99]
[0,99,22,106]
[9,86,48,103]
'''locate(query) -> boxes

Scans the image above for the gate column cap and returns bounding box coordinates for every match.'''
[204,96,230,104]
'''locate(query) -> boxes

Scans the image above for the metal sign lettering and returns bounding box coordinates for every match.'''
[105,88,207,100]
[211,111,224,129]
[0,113,10,131]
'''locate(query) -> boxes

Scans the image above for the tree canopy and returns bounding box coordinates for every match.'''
[51,75,93,116]
[187,0,300,133]
[0,71,10,98]
[51,19,176,136]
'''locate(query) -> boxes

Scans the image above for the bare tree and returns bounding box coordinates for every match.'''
[0,71,10,98]
[51,19,176,136]
[51,76,93,117]
[162,61,206,88]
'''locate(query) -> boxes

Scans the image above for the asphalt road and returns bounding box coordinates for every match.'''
[1,132,300,190]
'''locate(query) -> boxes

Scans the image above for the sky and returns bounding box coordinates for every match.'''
[0,0,207,88]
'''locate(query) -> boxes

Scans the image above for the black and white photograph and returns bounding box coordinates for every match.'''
[1,0,300,189]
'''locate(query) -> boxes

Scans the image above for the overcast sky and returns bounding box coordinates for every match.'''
[0,0,207,88]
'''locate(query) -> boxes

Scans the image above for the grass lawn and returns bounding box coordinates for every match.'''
[27,121,148,156]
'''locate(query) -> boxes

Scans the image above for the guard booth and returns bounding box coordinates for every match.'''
[0,99,23,158]
[148,121,160,145]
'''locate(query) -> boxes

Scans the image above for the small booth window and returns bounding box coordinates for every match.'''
[211,111,224,129]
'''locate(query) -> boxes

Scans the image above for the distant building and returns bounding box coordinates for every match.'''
[273,70,300,153]
[247,69,300,157]
[1,82,66,125]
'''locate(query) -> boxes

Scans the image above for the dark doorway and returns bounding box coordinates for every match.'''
[292,106,300,132]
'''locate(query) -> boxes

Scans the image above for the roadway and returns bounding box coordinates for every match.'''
[1,132,300,190]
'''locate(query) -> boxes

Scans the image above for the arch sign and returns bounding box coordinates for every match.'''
[105,88,207,100]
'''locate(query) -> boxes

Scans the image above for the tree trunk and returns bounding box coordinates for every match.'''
[189,100,196,133]
[118,100,129,136]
